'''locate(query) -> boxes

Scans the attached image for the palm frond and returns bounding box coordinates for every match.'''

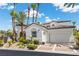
[64,3,76,8]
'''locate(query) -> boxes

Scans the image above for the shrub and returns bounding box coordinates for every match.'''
[8,40,14,46]
[27,43,37,50]
[26,39,31,44]
[0,40,4,46]
[33,39,39,45]
[19,37,27,44]
[17,42,25,48]
[18,44,25,48]
[75,36,79,46]
[75,36,79,40]
[17,42,24,45]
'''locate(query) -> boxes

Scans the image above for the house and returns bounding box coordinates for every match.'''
[17,20,75,43]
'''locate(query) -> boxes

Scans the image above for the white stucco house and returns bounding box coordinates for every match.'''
[17,20,75,43]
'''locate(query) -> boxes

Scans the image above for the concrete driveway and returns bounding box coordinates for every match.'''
[36,44,78,55]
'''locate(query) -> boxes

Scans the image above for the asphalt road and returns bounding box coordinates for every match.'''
[0,49,78,56]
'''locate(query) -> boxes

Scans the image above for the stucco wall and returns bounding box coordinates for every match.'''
[25,24,74,43]
[25,24,47,42]
[48,28,74,43]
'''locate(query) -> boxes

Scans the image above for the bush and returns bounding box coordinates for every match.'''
[75,36,79,40]
[0,40,4,46]
[27,43,37,50]
[33,40,39,45]
[8,40,14,46]
[17,42,24,45]
[19,37,27,44]
[17,42,25,48]
[26,39,31,44]
[18,44,25,48]
[75,36,79,46]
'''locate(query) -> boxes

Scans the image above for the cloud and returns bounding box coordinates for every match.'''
[7,5,14,10]
[45,16,52,22]
[45,16,58,23]
[53,3,79,13]
[25,8,45,18]
[0,3,8,6]
[0,3,14,10]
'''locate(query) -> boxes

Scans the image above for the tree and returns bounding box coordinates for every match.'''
[10,3,17,41]
[31,3,37,23]
[35,3,40,23]
[64,3,76,8]
[27,3,30,25]
[72,21,76,26]
[16,11,26,37]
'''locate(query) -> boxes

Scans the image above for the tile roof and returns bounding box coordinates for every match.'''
[16,20,75,29]
[43,20,71,25]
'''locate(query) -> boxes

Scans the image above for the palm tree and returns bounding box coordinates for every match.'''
[16,11,26,37]
[10,3,17,41]
[72,21,76,26]
[64,3,76,8]
[31,3,37,23]
[35,3,39,23]
[27,3,30,25]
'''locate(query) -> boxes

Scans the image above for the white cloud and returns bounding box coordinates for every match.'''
[45,16,57,23]
[25,8,45,18]
[7,5,14,10]
[57,17,60,20]
[0,3,14,10]
[0,3,8,6]
[53,3,79,13]
[45,16,52,22]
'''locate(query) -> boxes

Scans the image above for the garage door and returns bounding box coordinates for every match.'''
[49,29,72,43]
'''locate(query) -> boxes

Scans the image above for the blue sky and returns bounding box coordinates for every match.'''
[0,3,79,30]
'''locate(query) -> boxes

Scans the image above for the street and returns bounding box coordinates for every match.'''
[0,49,78,56]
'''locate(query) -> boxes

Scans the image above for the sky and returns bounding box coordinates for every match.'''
[0,3,79,30]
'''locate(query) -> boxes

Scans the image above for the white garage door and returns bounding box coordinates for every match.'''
[49,29,72,43]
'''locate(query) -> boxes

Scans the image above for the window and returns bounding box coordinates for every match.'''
[31,28,37,37]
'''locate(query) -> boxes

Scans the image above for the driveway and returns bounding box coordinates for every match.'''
[36,44,79,55]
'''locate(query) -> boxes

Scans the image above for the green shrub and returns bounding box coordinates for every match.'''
[17,42,25,48]
[27,43,37,50]
[75,36,79,40]
[0,40,4,46]
[26,39,31,44]
[17,42,24,45]
[8,40,13,46]
[33,39,39,45]
[75,35,79,46]
[19,37,27,44]
[18,44,25,48]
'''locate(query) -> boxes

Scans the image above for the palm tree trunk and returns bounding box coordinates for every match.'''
[32,9,34,23]
[20,23,24,37]
[27,3,30,25]
[35,3,39,23]
[12,17,17,41]
[13,3,17,41]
